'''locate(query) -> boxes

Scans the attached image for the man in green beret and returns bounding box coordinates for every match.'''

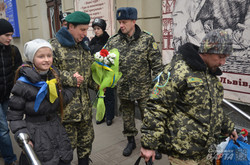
[50,11,98,165]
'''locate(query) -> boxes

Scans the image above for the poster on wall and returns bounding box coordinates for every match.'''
[74,0,115,40]
[0,0,20,37]
[162,0,250,104]
[161,0,175,64]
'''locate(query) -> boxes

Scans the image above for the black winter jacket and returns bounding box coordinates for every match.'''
[0,43,22,102]
[89,31,109,55]
[7,64,75,165]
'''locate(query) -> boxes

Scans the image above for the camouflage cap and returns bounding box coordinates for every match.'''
[199,29,233,55]
[65,11,90,24]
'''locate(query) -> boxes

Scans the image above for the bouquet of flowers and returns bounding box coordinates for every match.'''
[238,128,248,143]
[91,48,122,122]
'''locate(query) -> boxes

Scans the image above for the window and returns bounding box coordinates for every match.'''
[46,0,61,38]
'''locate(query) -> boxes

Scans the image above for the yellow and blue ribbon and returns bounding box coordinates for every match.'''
[95,61,113,71]
[153,71,170,88]
[95,61,116,87]
[18,76,58,112]
[46,78,58,103]
[150,72,170,99]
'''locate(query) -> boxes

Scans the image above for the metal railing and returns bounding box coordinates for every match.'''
[223,99,250,121]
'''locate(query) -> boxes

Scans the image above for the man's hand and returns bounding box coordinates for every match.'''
[140,147,155,162]
[28,140,34,148]
[22,141,34,155]
[230,130,238,141]
[73,72,84,87]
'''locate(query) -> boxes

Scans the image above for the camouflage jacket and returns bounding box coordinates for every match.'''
[104,25,163,100]
[50,27,98,123]
[141,43,235,160]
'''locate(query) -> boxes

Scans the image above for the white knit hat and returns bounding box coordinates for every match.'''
[24,39,52,62]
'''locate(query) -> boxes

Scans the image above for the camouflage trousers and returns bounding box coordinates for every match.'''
[120,97,148,137]
[168,156,213,165]
[63,119,94,159]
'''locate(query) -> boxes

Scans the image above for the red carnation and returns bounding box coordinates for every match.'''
[100,49,109,57]
[240,128,248,137]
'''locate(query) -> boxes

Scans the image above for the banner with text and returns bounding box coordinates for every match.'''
[162,0,250,104]
[75,0,115,39]
[219,73,250,103]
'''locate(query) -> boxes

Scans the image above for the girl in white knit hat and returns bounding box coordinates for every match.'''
[7,39,75,165]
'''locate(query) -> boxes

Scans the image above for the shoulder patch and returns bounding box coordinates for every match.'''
[152,42,158,50]
[143,30,153,35]
[48,37,56,42]
[187,77,203,83]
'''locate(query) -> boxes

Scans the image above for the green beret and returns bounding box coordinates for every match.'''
[65,11,90,24]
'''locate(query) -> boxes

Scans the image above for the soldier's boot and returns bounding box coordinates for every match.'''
[78,156,89,165]
[123,136,136,156]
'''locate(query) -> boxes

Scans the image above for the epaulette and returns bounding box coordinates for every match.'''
[143,30,153,36]
[103,33,119,49]
[48,38,55,43]
[109,33,119,39]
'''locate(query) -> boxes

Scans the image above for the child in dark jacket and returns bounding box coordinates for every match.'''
[89,18,115,126]
[7,39,75,165]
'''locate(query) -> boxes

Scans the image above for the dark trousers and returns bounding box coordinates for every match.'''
[0,101,17,165]
[104,87,115,120]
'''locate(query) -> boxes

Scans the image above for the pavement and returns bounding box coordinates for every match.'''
[1,99,249,165]
[0,116,170,165]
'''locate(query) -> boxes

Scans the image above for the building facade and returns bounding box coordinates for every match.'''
[11,0,162,61]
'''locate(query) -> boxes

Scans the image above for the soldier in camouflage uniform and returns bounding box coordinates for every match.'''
[140,29,238,164]
[104,7,163,157]
[50,11,98,165]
